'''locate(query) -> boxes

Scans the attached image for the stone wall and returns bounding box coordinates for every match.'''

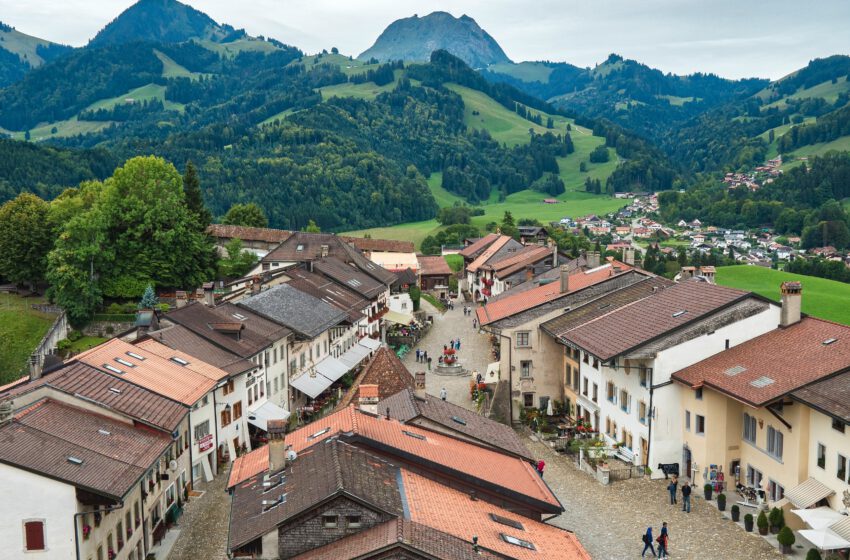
[82,320,134,338]
[29,311,68,377]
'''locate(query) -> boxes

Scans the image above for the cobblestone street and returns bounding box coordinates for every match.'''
[401,298,494,412]
[168,473,230,560]
[525,434,785,560]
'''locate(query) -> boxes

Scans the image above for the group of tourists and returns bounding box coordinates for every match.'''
[642,522,670,558]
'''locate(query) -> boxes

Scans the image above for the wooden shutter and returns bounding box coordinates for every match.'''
[25,521,45,550]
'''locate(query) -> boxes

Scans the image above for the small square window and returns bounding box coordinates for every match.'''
[695,388,703,400]
[346,515,361,528]
[322,515,338,528]
[833,419,846,433]
[695,414,706,435]
[523,393,534,408]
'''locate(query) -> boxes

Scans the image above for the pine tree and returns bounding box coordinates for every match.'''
[183,161,212,228]
[139,284,159,310]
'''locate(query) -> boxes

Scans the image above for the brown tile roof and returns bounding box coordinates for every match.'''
[0,399,171,500]
[404,470,591,560]
[459,233,500,259]
[673,317,850,406]
[335,347,415,411]
[541,276,674,339]
[792,370,850,423]
[165,302,289,359]
[379,389,533,460]
[486,245,553,278]
[228,407,562,513]
[487,255,587,303]
[135,339,231,382]
[418,255,452,276]
[76,339,218,406]
[476,263,632,326]
[290,519,502,560]
[341,237,415,254]
[206,224,292,244]
[285,268,369,323]
[314,257,387,299]
[145,324,255,375]
[229,438,404,551]
[562,280,752,361]
[467,236,513,273]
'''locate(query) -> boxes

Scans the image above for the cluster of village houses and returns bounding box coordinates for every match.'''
[1,222,850,559]
[722,156,784,191]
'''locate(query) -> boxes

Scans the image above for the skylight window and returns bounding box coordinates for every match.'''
[490,513,524,530]
[67,456,84,466]
[308,427,331,440]
[115,358,135,368]
[402,430,426,441]
[98,429,111,436]
[296,245,304,251]
[750,376,775,388]
[170,357,190,366]
[501,534,536,550]
[261,494,287,511]
[823,338,838,345]
[103,364,124,375]
[232,313,247,321]
[672,310,688,318]
[347,279,362,287]
[450,416,467,426]
[724,365,746,377]
[125,351,145,361]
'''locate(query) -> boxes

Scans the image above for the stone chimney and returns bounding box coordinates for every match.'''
[780,281,802,327]
[414,372,426,399]
[552,244,559,267]
[203,282,215,306]
[175,290,188,309]
[559,264,570,294]
[267,419,288,473]
[251,275,261,295]
[586,251,601,269]
[358,384,379,415]
[320,244,329,258]
[623,248,635,266]
[525,265,534,283]
[679,266,696,282]
[0,398,13,427]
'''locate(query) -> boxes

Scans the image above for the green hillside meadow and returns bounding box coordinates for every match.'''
[715,265,850,325]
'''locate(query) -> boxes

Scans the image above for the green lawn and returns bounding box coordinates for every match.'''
[762,76,850,110]
[65,336,108,355]
[655,95,697,106]
[444,254,463,272]
[783,135,850,168]
[715,265,850,325]
[154,49,207,80]
[296,53,381,77]
[196,38,281,58]
[319,79,398,101]
[0,294,57,384]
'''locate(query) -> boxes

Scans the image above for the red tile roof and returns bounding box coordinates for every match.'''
[476,263,630,326]
[467,236,512,273]
[341,237,415,254]
[417,255,452,276]
[206,224,292,244]
[403,471,590,560]
[673,317,850,406]
[562,280,752,361]
[459,233,500,259]
[335,347,415,410]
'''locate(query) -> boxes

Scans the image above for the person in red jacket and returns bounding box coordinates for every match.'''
[536,460,545,477]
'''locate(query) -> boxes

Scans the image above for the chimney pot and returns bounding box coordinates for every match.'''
[559,265,570,294]
[267,419,288,472]
[414,372,426,399]
[780,281,802,327]
[624,248,635,266]
[587,251,601,269]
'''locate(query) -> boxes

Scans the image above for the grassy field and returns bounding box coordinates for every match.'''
[655,95,697,106]
[715,265,850,325]
[85,83,184,113]
[784,135,850,167]
[0,294,57,384]
[296,53,381,77]
[65,336,108,355]
[154,49,207,80]
[444,254,463,272]
[487,61,554,83]
[762,76,850,110]
[196,38,280,58]
[0,26,55,67]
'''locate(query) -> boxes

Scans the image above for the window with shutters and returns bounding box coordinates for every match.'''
[233,401,242,420]
[767,426,783,460]
[606,382,615,403]
[24,520,45,551]
[743,413,757,444]
[221,409,232,427]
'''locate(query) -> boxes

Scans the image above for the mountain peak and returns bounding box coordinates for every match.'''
[88,0,238,47]
[358,11,510,69]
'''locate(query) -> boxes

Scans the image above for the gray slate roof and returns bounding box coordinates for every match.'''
[238,283,348,339]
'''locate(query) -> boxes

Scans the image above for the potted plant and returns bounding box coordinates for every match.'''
[777,526,795,554]
[805,548,822,560]
[82,524,92,540]
[731,504,740,522]
[704,483,713,501]
[757,511,769,536]
[744,513,754,532]
[769,507,784,534]
[717,493,727,511]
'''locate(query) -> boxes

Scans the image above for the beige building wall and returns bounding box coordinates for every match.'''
[806,408,850,511]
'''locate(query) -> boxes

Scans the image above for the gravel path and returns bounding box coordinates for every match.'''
[525,435,785,560]
[169,474,230,560]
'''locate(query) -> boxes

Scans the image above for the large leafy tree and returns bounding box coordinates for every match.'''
[218,238,258,279]
[0,193,53,289]
[222,202,268,228]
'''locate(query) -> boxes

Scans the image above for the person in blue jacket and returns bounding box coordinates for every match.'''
[641,526,656,557]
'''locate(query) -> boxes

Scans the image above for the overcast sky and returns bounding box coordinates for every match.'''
[2,0,848,79]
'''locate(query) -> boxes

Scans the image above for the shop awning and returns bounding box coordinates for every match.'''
[786,477,835,509]
[315,356,349,382]
[339,343,371,369]
[358,337,381,351]
[799,528,850,551]
[792,507,846,530]
[290,370,334,399]
[384,310,414,325]
[246,400,291,431]
[830,516,850,542]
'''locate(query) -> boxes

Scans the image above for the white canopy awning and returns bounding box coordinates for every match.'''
[246,400,291,432]
[339,343,371,369]
[830,516,850,543]
[792,507,846,530]
[315,356,349,382]
[290,370,334,399]
[358,337,381,351]
[799,528,850,551]
[786,477,835,509]
[384,310,414,325]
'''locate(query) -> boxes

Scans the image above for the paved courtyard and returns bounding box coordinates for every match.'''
[401,298,493,412]
[169,473,230,560]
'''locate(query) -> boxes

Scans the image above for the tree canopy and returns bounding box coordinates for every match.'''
[222,202,269,228]
[0,193,53,289]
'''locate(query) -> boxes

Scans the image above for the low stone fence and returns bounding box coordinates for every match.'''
[29,311,68,376]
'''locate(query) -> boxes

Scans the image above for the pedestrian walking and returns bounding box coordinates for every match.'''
[439,387,447,401]
[536,460,545,477]
[681,482,691,513]
[667,475,678,505]
[641,527,656,558]
[456,338,461,350]
[657,523,669,558]
[427,357,432,370]
[415,349,420,362]
[473,318,478,329]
